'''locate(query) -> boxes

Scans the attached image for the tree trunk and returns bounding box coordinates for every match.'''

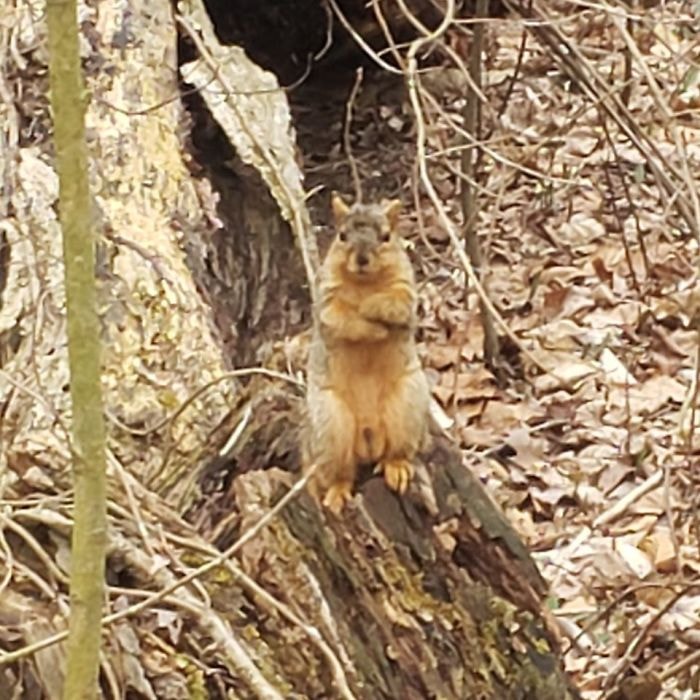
[0,0,578,697]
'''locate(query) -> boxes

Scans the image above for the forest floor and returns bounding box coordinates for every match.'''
[291,2,700,697]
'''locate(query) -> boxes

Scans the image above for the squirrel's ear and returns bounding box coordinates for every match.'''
[382,199,402,230]
[331,192,350,225]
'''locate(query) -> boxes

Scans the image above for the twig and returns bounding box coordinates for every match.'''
[398,3,575,385]
[620,10,633,108]
[564,581,687,652]
[423,88,578,185]
[107,451,157,559]
[100,654,121,700]
[172,534,357,700]
[0,526,14,598]
[679,334,700,447]
[105,366,302,437]
[406,26,577,385]
[593,469,663,529]
[496,0,531,121]
[601,161,641,294]
[547,469,665,592]
[219,403,253,457]
[0,465,317,667]
[603,584,695,692]
[600,117,650,280]
[114,531,285,700]
[97,57,317,118]
[662,459,682,576]
[344,68,364,203]
[326,0,403,75]
[315,0,334,61]
[503,0,700,238]
[0,515,69,586]
[372,0,406,71]
[659,644,700,683]
[611,12,700,243]
[395,0,489,105]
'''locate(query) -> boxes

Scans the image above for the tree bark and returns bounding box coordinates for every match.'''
[0,0,578,698]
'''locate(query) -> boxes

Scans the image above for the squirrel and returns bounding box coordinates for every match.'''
[302,193,431,513]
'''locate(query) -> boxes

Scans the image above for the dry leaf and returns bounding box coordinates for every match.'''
[616,542,653,579]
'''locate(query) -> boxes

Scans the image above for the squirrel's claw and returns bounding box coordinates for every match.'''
[323,481,354,514]
[381,459,414,494]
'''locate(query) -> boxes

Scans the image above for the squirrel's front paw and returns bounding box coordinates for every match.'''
[361,319,390,341]
[378,459,414,494]
[323,481,354,514]
[360,295,411,327]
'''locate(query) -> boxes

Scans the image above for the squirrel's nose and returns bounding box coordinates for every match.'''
[356,252,369,267]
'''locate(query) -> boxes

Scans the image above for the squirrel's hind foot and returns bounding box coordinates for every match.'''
[379,459,414,494]
[323,481,354,514]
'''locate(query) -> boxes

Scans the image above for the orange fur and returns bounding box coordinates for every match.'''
[303,195,431,513]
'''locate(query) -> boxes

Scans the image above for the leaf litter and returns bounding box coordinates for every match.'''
[392,2,700,696]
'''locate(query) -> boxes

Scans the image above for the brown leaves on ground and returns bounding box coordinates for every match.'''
[406,2,700,697]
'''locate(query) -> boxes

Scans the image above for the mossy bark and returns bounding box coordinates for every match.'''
[201,399,580,699]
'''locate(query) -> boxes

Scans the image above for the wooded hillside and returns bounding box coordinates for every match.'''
[0,1,698,698]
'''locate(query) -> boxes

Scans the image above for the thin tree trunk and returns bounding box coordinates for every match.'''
[46,0,107,697]
[462,0,503,379]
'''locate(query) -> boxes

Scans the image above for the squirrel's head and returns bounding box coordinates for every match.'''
[328,193,403,280]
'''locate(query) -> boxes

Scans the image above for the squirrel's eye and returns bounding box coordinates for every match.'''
[338,232,347,242]
[381,232,391,243]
